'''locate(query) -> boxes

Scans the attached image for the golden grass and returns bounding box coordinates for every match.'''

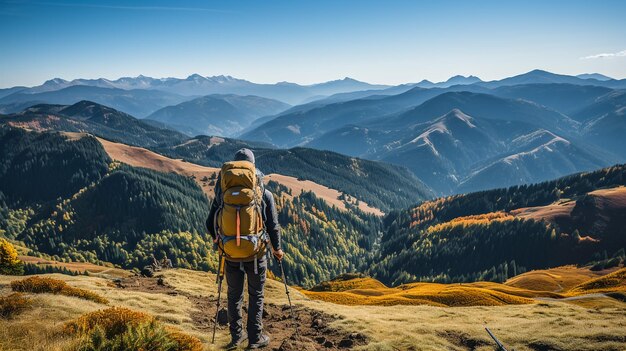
[511,199,576,223]
[1,268,625,351]
[426,211,514,234]
[63,307,203,351]
[97,137,385,215]
[309,276,388,292]
[63,306,153,337]
[0,272,201,351]
[165,327,204,351]
[97,137,220,199]
[588,186,626,208]
[11,276,108,304]
[303,281,535,307]
[265,173,384,216]
[568,268,626,295]
[505,265,605,292]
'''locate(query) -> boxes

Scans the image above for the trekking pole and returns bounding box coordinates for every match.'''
[485,327,509,351]
[276,257,299,338]
[211,251,225,344]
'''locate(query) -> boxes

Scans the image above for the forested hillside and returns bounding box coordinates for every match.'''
[0,126,216,271]
[370,165,626,286]
[266,181,382,287]
[0,101,188,147]
[0,126,391,287]
[3,125,623,289]
[0,101,432,212]
[161,138,433,212]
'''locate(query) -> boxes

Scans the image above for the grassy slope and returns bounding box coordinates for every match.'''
[505,265,606,292]
[303,266,626,306]
[1,267,625,351]
[97,136,384,215]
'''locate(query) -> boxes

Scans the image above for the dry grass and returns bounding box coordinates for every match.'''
[165,326,204,351]
[0,293,100,351]
[302,281,536,307]
[511,199,576,223]
[1,268,625,351]
[11,276,108,304]
[512,186,626,225]
[310,276,388,292]
[0,271,202,351]
[568,268,626,295]
[0,293,32,318]
[505,265,606,292]
[63,307,203,351]
[588,186,626,207]
[265,173,384,216]
[63,306,153,337]
[97,137,220,198]
[97,137,385,215]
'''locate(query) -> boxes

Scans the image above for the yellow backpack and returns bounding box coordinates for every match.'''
[215,160,267,261]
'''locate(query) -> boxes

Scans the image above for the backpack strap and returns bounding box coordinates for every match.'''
[236,206,241,246]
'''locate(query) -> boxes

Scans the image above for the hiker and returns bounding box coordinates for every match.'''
[207,148,284,350]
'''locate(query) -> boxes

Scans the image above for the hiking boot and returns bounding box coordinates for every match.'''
[246,334,270,349]
[225,333,247,350]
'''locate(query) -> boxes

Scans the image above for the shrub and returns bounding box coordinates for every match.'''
[10,276,108,304]
[0,293,32,318]
[165,327,204,351]
[0,238,24,275]
[74,321,178,351]
[66,307,203,351]
[64,307,153,338]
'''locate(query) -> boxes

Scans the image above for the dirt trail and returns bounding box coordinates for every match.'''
[115,275,368,350]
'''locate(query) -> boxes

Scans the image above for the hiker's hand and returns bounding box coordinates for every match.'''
[273,249,284,261]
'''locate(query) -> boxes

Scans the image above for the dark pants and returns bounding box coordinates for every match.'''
[225,256,267,343]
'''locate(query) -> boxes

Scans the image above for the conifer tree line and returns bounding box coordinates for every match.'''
[369,164,626,285]
[157,138,433,212]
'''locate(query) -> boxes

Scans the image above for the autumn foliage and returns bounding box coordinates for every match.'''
[64,307,203,351]
[0,292,32,318]
[0,238,24,275]
[10,276,109,304]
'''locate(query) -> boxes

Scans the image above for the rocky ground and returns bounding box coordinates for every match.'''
[115,275,368,350]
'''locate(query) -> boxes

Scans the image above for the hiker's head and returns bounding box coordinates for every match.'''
[234,148,255,164]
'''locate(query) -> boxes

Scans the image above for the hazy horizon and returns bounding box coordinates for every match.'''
[1,0,625,88]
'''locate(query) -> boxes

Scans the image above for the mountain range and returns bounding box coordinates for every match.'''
[241,73,626,195]
[0,75,389,105]
[0,82,624,290]
[146,94,290,136]
[1,69,625,196]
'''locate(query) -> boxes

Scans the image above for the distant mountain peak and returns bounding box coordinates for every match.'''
[186,73,206,81]
[577,73,614,81]
[439,109,476,129]
[526,69,554,76]
[43,78,69,85]
[446,74,481,81]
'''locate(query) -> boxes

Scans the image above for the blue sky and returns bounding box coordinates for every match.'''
[1,0,625,88]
